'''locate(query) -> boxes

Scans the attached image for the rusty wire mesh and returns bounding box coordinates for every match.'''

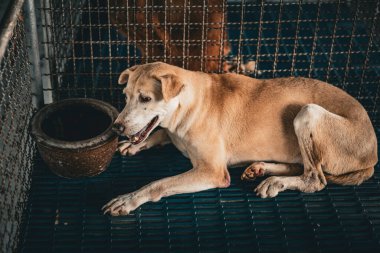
[37,0,380,127]
[0,11,35,253]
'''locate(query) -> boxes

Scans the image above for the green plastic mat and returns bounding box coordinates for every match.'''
[20,142,380,252]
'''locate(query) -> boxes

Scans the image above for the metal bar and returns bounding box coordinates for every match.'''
[342,0,360,89]
[366,0,380,124]
[126,0,131,67]
[358,0,380,99]
[46,48,380,59]
[200,0,206,71]
[107,0,113,101]
[145,0,148,63]
[42,33,375,45]
[24,0,43,109]
[272,0,283,78]
[185,0,191,69]
[218,0,226,73]
[182,0,187,69]
[133,0,138,65]
[40,0,54,104]
[0,0,25,63]
[78,1,86,98]
[36,16,377,28]
[88,0,95,98]
[308,0,321,78]
[204,2,209,71]
[326,0,341,82]
[254,0,264,78]
[43,64,379,75]
[36,2,331,11]
[151,0,154,65]
[290,0,302,76]
[168,0,172,64]
[115,3,122,109]
[164,0,168,63]
[237,0,246,74]
[68,0,75,98]
[96,0,104,101]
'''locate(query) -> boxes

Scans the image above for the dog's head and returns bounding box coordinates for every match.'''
[113,62,184,144]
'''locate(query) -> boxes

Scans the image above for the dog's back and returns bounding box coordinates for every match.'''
[205,74,377,173]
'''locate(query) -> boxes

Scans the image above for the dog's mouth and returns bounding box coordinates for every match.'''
[129,116,159,145]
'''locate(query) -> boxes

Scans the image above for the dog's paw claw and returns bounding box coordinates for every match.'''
[102,193,138,216]
[241,162,266,181]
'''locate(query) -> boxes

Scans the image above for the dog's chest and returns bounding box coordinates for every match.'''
[167,132,189,158]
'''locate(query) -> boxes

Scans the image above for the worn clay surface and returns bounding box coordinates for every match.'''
[31,98,119,178]
[37,137,117,178]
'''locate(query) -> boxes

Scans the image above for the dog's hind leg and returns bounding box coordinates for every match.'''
[325,167,374,185]
[241,162,303,181]
[255,104,331,198]
[255,103,377,198]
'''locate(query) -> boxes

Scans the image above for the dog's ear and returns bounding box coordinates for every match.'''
[118,65,139,85]
[154,74,184,102]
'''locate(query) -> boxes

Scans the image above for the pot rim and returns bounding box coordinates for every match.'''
[31,98,119,150]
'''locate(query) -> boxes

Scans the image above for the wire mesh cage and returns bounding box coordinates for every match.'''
[38,0,380,123]
[0,7,35,253]
[0,0,379,252]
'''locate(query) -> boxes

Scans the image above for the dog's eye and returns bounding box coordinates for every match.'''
[139,94,151,103]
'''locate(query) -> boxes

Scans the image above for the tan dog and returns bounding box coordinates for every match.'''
[103,62,378,216]
[110,0,230,72]
[110,0,255,73]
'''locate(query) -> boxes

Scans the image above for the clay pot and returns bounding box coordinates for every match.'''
[31,98,119,178]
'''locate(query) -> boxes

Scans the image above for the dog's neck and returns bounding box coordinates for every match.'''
[160,71,210,138]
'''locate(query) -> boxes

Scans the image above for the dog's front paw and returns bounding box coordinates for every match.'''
[241,162,265,181]
[102,193,139,216]
[254,176,285,198]
[118,140,145,156]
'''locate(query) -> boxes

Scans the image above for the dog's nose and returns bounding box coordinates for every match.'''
[112,122,125,134]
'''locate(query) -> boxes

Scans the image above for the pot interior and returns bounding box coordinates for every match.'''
[41,104,112,142]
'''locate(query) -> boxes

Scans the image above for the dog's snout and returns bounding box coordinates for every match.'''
[112,122,125,134]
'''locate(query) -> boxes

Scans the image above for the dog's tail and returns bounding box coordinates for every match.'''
[325,167,374,186]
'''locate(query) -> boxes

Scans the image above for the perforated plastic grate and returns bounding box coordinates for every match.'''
[21,143,380,252]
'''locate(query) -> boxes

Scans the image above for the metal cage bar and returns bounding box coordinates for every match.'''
[34,1,379,127]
